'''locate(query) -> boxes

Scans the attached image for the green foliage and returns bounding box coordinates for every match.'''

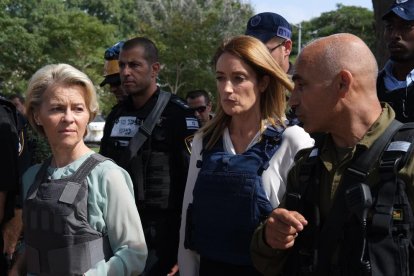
[65,0,139,37]
[132,0,254,99]
[27,126,51,164]
[291,4,375,55]
[1,1,375,115]
[0,0,116,114]
[1,0,253,114]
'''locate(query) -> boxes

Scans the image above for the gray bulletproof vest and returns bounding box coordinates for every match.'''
[24,154,113,276]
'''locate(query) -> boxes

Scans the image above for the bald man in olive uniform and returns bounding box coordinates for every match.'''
[251,33,414,275]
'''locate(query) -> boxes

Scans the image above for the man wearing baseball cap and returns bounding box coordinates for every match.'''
[377,0,414,122]
[100,41,127,103]
[245,12,293,74]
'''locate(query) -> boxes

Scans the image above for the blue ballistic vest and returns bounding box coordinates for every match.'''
[186,126,284,265]
[24,154,113,276]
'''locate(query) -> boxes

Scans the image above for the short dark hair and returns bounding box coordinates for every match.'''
[186,89,211,104]
[122,37,159,64]
[9,93,25,104]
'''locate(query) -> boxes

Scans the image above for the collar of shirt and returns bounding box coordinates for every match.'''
[320,103,396,171]
[383,60,414,90]
[318,103,395,200]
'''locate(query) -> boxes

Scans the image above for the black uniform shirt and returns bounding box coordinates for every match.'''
[0,99,19,222]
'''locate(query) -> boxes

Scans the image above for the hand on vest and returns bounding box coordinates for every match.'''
[264,208,307,250]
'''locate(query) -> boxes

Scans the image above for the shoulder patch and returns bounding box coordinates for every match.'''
[294,146,315,162]
[18,129,24,157]
[185,135,195,154]
[186,117,199,130]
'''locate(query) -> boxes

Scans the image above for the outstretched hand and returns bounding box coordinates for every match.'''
[167,264,179,276]
[264,208,308,249]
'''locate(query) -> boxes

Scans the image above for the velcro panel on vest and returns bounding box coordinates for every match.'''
[372,139,411,235]
[47,236,107,274]
[59,182,81,204]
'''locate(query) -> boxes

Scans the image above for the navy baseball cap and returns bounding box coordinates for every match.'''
[245,12,292,43]
[382,0,414,21]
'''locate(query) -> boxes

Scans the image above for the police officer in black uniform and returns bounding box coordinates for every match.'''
[0,97,22,275]
[100,37,199,276]
[378,0,414,122]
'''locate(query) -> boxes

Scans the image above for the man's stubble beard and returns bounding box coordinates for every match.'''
[389,50,414,63]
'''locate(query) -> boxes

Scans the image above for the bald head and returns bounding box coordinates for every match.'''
[298,33,378,92]
[290,33,383,146]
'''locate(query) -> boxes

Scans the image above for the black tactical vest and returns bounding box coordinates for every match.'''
[283,124,414,276]
[100,99,175,210]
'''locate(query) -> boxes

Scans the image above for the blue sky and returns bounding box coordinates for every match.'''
[245,0,373,24]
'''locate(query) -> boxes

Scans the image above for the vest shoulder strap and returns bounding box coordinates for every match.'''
[121,90,171,166]
[254,125,285,175]
[27,154,109,201]
[285,133,326,211]
[27,158,52,200]
[197,125,286,171]
[316,120,403,273]
[372,122,414,235]
[70,153,110,182]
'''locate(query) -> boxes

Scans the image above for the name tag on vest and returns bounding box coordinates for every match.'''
[110,116,140,137]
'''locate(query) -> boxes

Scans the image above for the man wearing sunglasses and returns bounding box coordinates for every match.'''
[245,12,293,75]
[185,89,213,126]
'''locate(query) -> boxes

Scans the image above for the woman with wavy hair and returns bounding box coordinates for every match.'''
[178,35,314,275]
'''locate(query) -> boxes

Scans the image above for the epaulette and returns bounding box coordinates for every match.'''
[169,94,191,110]
[294,146,314,162]
[0,97,16,110]
[293,133,326,163]
[110,102,122,111]
[0,98,18,125]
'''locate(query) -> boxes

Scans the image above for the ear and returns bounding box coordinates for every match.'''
[151,62,161,78]
[283,39,293,56]
[337,70,352,98]
[34,112,42,125]
[259,75,270,93]
[206,102,213,112]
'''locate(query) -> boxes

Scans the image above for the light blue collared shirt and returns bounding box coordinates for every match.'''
[383,60,414,91]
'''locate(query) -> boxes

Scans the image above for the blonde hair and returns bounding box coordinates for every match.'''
[202,35,293,150]
[25,63,98,136]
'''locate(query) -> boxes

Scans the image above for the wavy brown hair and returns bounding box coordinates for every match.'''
[202,35,293,150]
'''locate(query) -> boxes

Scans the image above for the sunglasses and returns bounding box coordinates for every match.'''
[192,106,207,113]
[268,40,286,53]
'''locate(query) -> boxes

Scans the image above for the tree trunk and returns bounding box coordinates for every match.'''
[373,0,394,69]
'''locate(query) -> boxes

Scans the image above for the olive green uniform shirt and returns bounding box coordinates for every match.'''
[251,104,414,275]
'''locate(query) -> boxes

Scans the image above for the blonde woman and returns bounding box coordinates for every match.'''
[11,64,147,275]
